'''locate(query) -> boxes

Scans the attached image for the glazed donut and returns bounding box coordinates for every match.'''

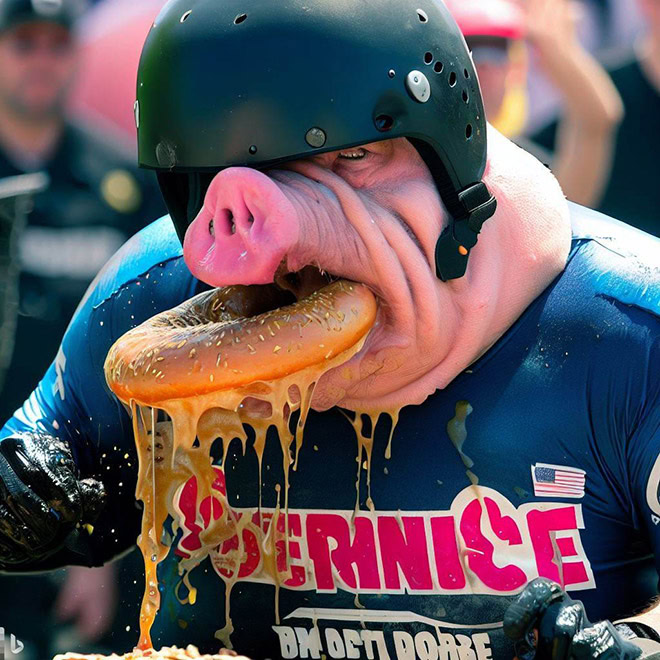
[104,280,377,406]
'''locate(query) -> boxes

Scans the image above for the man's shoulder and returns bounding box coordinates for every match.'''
[514,203,660,385]
[565,203,659,321]
[74,215,191,316]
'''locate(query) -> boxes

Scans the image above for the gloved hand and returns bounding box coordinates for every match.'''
[0,433,106,569]
[504,578,643,660]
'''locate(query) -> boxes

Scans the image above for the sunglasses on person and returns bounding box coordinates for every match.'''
[465,36,511,64]
[6,24,73,57]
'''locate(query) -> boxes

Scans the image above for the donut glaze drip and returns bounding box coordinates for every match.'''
[104,280,401,652]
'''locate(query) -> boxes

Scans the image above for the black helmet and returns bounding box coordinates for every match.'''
[0,0,86,32]
[136,0,497,280]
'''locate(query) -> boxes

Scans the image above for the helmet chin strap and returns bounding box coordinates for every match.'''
[408,138,497,282]
[434,182,497,281]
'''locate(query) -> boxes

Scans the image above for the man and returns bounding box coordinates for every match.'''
[0,0,164,422]
[0,1,658,659]
[533,0,660,236]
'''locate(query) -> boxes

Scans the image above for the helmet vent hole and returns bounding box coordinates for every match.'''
[423,52,433,65]
[464,68,470,79]
[375,114,394,132]
[433,61,444,73]
[180,10,192,22]
[462,90,469,103]
[234,13,247,25]
[417,9,428,22]
[449,71,457,87]
[466,124,473,139]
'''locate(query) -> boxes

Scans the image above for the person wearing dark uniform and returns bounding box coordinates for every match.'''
[0,1,164,657]
[0,0,165,423]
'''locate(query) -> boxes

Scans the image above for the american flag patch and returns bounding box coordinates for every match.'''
[531,463,586,498]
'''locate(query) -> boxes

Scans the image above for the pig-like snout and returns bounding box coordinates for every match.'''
[183,167,299,287]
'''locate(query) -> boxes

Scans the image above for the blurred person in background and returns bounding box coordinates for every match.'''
[0,0,164,657]
[525,0,644,131]
[447,0,624,208]
[534,0,660,236]
[0,0,164,425]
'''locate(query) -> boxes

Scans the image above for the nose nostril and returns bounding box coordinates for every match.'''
[209,219,214,237]
[227,210,236,235]
[247,215,254,225]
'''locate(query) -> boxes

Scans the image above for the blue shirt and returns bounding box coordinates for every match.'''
[2,203,659,660]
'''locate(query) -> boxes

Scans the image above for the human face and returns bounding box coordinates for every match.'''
[0,21,77,120]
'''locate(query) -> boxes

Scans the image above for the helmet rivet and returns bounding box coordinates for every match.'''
[248,145,258,155]
[405,70,431,103]
[305,127,326,148]
[133,100,139,129]
[388,69,396,78]
[155,141,176,168]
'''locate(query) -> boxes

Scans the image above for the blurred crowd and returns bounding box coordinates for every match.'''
[0,0,657,656]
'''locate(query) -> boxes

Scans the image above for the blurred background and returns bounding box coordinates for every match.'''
[0,0,657,656]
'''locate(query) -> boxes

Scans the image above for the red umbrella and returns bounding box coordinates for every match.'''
[69,0,166,150]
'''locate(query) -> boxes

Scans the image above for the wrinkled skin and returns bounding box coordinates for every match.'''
[184,128,571,412]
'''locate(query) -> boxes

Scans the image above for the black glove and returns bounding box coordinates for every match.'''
[504,578,643,660]
[0,432,106,570]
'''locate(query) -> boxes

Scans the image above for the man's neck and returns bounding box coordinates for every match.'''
[637,33,660,94]
[0,104,63,170]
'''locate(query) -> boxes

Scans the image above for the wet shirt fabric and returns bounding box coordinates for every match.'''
[0,121,165,423]
[1,204,659,660]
